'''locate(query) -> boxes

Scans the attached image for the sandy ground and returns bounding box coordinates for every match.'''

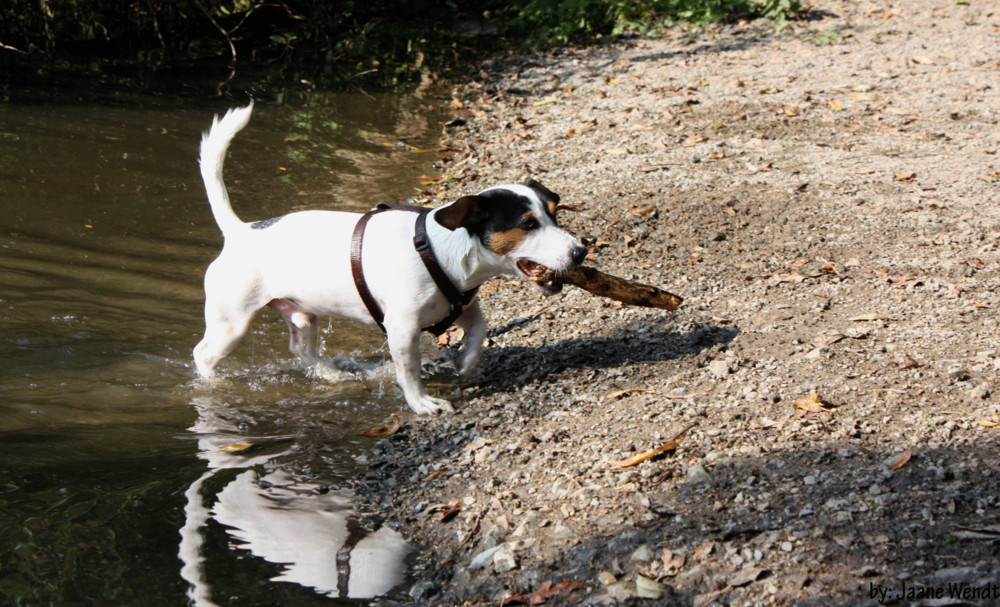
[354,1,1000,604]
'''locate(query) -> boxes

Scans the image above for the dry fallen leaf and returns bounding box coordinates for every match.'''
[849,312,895,322]
[889,449,912,471]
[893,172,917,182]
[501,579,588,606]
[979,420,1000,428]
[694,586,732,607]
[358,416,402,437]
[794,392,832,413]
[427,499,464,522]
[692,540,715,561]
[768,272,820,285]
[659,549,686,576]
[912,55,936,65]
[813,330,846,348]
[607,425,691,468]
[607,388,646,399]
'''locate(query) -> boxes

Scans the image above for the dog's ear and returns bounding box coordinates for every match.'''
[435,196,488,231]
[524,178,561,218]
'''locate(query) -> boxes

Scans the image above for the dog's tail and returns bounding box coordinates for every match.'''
[199,102,254,237]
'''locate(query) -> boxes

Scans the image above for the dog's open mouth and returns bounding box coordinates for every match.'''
[516,260,564,295]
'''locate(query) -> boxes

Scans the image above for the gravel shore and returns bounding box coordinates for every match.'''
[355,1,1000,604]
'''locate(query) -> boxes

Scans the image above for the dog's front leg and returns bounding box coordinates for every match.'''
[454,300,486,378]
[384,318,454,415]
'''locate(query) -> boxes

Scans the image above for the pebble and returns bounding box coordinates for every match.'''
[707,359,730,379]
[628,544,654,563]
[493,545,518,573]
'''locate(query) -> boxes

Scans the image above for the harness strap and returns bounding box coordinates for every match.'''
[350,203,478,336]
[350,208,386,332]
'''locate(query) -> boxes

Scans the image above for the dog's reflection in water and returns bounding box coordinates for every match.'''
[179,398,410,605]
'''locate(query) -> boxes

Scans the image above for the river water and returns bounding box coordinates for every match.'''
[0,80,451,605]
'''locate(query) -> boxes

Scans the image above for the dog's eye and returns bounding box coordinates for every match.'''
[522,217,538,230]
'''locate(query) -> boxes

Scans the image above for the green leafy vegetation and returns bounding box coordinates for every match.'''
[0,0,800,88]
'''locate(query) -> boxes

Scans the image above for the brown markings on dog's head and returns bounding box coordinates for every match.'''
[486,226,528,256]
[435,183,563,258]
[524,178,560,220]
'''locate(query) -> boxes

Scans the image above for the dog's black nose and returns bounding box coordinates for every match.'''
[570,244,588,265]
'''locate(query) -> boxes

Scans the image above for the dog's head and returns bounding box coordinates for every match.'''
[435,180,587,294]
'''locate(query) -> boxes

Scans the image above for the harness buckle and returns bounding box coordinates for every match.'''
[413,234,430,252]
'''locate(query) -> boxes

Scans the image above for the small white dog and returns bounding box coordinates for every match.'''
[194,103,587,414]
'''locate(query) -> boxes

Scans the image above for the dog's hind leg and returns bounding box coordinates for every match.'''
[268,299,322,368]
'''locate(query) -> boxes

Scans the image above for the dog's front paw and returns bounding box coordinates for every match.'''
[408,396,454,416]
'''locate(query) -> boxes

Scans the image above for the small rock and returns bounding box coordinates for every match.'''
[494,545,518,573]
[970,383,991,399]
[409,580,437,602]
[470,545,502,570]
[630,544,655,563]
[686,463,711,484]
[553,523,577,540]
[636,574,671,599]
[707,359,730,379]
[598,571,618,585]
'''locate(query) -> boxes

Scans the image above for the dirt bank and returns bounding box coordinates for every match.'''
[354,1,1000,604]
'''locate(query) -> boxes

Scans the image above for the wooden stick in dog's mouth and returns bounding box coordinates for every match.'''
[519,262,683,310]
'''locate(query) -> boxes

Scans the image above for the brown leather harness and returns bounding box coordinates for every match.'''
[350,203,478,336]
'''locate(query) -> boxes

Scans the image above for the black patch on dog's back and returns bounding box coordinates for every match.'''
[251,215,284,230]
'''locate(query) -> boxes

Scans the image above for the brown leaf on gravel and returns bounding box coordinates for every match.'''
[896,353,922,369]
[659,549,686,577]
[952,258,985,269]
[768,272,820,285]
[500,579,588,606]
[423,468,448,481]
[893,172,917,182]
[813,330,846,348]
[683,134,709,146]
[629,204,657,217]
[794,393,832,413]
[421,499,464,522]
[694,586,731,607]
[638,162,670,173]
[889,449,912,471]
[692,540,715,561]
[607,425,691,468]
[849,312,896,322]
[607,388,646,399]
[358,416,402,437]
[438,326,466,347]
[978,420,1000,428]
